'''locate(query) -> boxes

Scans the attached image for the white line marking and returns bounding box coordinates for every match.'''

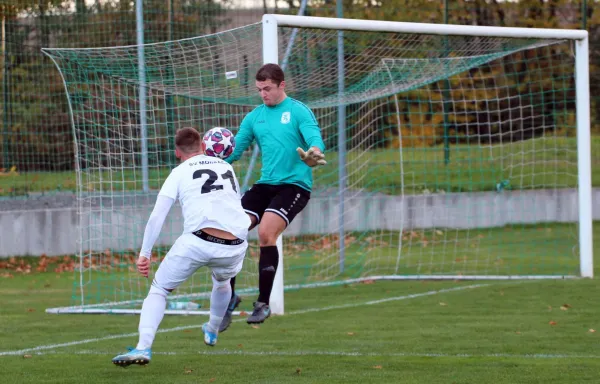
[23,349,600,360]
[0,284,487,357]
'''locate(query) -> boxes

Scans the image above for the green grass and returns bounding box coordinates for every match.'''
[1,222,599,383]
[2,274,600,382]
[2,137,599,196]
[40,222,582,310]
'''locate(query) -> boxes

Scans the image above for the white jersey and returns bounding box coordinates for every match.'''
[158,154,250,240]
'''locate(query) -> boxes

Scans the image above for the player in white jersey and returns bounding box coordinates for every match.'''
[112,127,251,367]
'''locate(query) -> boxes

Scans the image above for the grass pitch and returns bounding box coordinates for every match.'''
[2,223,600,383]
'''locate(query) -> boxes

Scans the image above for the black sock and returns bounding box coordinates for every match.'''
[230,276,236,297]
[257,246,279,305]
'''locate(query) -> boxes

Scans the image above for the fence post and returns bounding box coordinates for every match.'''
[582,0,587,29]
[136,0,149,192]
[2,16,9,170]
[166,0,175,166]
[337,0,347,273]
[442,0,451,166]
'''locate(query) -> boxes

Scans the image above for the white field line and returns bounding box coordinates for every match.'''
[0,284,487,357]
[24,349,600,360]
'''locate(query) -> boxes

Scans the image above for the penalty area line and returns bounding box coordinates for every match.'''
[0,283,488,357]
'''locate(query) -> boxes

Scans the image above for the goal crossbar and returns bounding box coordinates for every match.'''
[263,14,588,40]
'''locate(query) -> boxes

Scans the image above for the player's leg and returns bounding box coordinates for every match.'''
[203,238,248,344]
[112,235,201,367]
[245,211,285,323]
[247,185,310,324]
[226,213,257,313]
[202,275,231,346]
[219,184,272,333]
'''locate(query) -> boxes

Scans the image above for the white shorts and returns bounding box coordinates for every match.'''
[152,233,247,291]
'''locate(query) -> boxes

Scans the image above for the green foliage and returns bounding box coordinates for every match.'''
[1,0,233,173]
[1,0,598,189]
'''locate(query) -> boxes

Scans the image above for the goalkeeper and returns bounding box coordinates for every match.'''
[220,63,326,330]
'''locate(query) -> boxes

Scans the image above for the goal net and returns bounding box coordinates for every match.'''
[42,15,592,315]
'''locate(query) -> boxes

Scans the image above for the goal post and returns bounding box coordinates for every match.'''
[42,15,592,316]
[263,14,592,313]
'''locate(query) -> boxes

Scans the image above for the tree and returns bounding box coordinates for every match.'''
[306,0,585,148]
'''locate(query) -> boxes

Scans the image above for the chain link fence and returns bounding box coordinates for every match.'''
[0,0,598,196]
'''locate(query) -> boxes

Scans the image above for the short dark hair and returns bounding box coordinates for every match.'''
[256,63,285,86]
[175,127,201,153]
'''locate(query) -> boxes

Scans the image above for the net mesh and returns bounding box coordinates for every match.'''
[42,22,580,312]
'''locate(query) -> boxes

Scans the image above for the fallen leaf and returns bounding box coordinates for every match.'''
[208,378,216,383]
[239,311,247,316]
[515,331,521,334]
[26,308,35,312]
[589,329,596,333]
[251,325,260,329]
[549,321,557,326]
[296,368,302,375]
[439,302,447,306]
[560,306,569,311]
[184,369,193,374]
[373,365,382,369]
[347,332,355,336]
[23,354,32,359]
[237,344,243,348]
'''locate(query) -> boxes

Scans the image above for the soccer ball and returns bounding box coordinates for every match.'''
[202,127,235,159]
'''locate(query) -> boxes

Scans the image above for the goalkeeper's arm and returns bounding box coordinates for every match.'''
[296,104,326,167]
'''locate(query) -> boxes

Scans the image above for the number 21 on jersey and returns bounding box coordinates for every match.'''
[192,169,237,194]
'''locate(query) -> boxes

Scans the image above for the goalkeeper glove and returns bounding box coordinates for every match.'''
[296,147,326,167]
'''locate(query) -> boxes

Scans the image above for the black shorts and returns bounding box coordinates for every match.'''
[241,183,310,227]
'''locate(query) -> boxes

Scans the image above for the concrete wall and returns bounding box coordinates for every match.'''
[1,188,597,257]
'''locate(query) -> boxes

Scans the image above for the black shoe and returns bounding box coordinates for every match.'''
[246,301,271,324]
[218,293,241,333]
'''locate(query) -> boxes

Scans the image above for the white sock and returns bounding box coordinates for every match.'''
[207,276,231,333]
[136,285,167,350]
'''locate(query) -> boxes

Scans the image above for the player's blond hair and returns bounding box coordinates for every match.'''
[175,127,201,154]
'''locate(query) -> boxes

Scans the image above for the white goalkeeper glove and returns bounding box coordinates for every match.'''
[296,147,326,167]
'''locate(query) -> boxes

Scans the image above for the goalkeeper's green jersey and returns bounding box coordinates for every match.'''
[225,97,325,192]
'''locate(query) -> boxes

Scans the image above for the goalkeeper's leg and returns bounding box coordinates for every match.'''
[246,185,309,324]
[247,212,285,324]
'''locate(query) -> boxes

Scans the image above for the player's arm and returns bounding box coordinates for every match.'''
[225,113,255,164]
[230,166,243,198]
[296,106,326,167]
[137,173,178,277]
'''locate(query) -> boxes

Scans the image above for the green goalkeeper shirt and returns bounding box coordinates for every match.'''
[225,97,325,192]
